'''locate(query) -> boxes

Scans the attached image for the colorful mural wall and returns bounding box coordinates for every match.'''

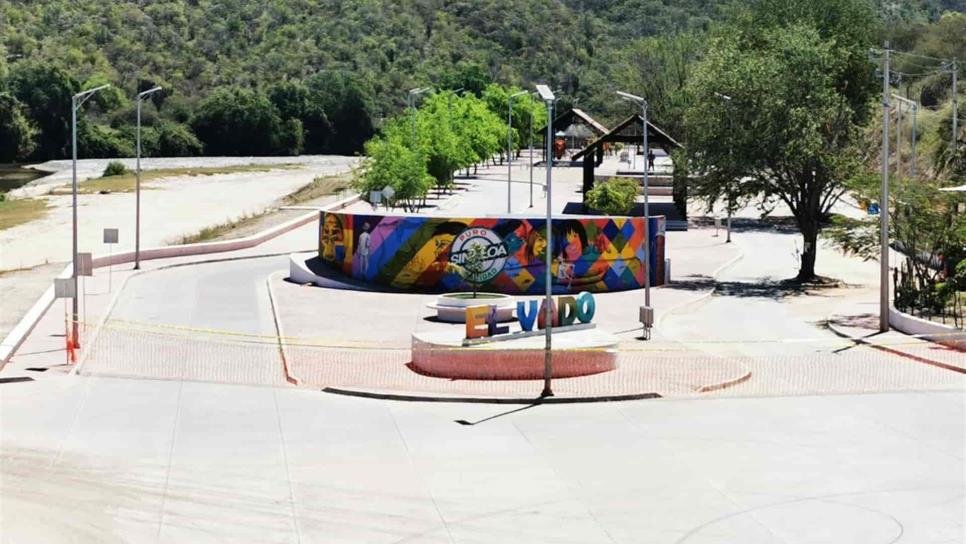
[319,212,666,295]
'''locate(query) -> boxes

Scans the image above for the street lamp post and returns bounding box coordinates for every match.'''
[70,84,110,346]
[535,84,556,398]
[617,91,653,339]
[879,44,891,333]
[529,105,535,208]
[891,94,918,179]
[507,90,527,213]
[407,87,430,146]
[714,91,734,243]
[134,86,162,270]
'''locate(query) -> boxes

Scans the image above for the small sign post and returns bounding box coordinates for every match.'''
[381,185,395,209]
[103,228,119,292]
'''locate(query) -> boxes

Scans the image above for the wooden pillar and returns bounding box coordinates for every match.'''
[582,153,595,203]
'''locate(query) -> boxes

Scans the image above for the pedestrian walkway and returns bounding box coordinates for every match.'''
[827,298,966,374]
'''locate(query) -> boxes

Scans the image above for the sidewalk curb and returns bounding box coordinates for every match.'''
[825,307,966,375]
[322,387,662,404]
[266,270,300,385]
[1,193,359,368]
[657,243,745,328]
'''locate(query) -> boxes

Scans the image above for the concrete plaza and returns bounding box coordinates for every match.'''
[2,155,964,542]
[2,377,962,543]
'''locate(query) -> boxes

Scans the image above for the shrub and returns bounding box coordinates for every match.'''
[102,160,129,177]
[586,177,639,216]
[156,121,203,157]
[79,123,134,159]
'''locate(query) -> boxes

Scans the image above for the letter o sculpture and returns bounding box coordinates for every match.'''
[576,291,596,323]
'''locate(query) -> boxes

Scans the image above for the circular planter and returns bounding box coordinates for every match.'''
[426,292,515,323]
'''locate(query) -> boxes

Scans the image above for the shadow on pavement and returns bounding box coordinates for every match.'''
[714,278,841,299]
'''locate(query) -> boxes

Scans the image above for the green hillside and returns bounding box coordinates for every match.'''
[0,0,962,161]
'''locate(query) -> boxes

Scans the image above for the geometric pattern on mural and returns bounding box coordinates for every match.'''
[319,212,666,295]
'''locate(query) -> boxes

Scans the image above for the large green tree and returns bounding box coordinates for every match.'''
[685,0,878,280]
[0,92,37,162]
[191,86,299,156]
[7,63,78,160]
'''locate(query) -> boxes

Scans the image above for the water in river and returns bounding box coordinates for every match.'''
[0,165,44,194]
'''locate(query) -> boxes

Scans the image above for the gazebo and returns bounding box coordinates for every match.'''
[539,108,610,154]
[571,113,683,196]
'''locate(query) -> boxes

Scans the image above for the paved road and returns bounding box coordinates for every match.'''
[2,376,962,543]
[110,255,288,335]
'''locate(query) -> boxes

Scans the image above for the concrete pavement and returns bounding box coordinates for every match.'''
[3,154,965,542]
[2,377,962,543]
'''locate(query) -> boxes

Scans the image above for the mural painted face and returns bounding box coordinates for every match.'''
[321,214,344,261]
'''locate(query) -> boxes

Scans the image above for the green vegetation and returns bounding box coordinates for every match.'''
[352,85,546,211]
[1,0,957,164]
[0,195,49,231]
[102,160,128,177]
[685,0,879,280]
[586,177,639,216]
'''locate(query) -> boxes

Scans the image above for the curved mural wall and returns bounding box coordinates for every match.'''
[318,212,665,295]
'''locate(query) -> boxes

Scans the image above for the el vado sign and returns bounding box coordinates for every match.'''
[465,291,597,340]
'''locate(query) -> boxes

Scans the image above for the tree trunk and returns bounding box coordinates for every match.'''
[797,226,818,281]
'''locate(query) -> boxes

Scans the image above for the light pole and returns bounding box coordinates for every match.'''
[536,84,556,398]
[507,90,527,213]
[891,94,918,179]
[617,91,653,339]
[714,91,734,243]
[134,86,162,270]
[71,84,110,346]
[529,101,535,208]
[407,87,430,146]
[879,43,891,333]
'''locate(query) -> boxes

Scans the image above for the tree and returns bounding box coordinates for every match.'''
[0,93,37,162]
[7,62,79,160]
[156,121,203,157]
[268,80,332,154]
[414,92,474,191]
[684,0,877,280]
[354,129,434,212]
[306,72,374,155]
[191,86,293,156]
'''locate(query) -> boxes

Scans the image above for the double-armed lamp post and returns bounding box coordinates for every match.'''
[135,86,163,269]
[616,91,654,339]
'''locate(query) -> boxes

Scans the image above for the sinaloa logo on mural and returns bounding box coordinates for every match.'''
[448,227,509,283]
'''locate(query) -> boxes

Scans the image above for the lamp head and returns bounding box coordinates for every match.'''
[535,84,555,102]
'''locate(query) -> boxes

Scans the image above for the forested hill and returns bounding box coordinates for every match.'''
[0,0,962,162]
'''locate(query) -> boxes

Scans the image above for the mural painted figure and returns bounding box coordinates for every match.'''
[356,222,372,276]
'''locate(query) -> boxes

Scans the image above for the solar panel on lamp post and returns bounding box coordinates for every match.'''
[135,86,162,270]
[535,84,555,398]
[70,84,111,347]
[616,90,653,340]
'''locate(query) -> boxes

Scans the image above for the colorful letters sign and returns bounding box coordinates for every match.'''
[319,212,666,295]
